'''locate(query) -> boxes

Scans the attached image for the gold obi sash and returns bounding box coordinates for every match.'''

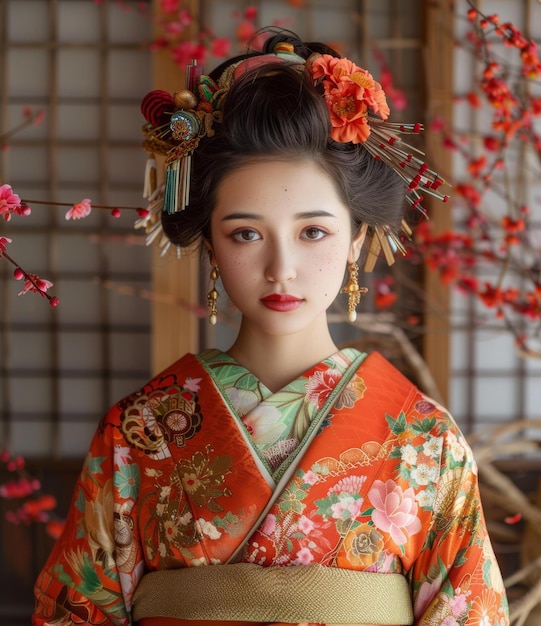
[132,563,413,626]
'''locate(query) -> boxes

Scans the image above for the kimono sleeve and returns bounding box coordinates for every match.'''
[409,423,509,625]
[32,409,145,626]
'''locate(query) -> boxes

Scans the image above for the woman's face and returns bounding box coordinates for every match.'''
[207,158,366,340]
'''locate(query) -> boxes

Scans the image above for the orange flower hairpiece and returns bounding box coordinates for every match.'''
[310,54,390,144]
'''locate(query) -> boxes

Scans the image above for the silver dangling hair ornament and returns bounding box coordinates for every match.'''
[207,266,220,325]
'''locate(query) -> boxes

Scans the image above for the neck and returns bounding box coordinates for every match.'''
[227,317,339,393]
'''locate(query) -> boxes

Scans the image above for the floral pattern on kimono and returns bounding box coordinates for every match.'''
[32,349,509,626]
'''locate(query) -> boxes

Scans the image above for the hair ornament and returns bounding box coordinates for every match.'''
[138,40,450,264]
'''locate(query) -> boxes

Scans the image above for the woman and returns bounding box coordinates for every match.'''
[33,29,509,626]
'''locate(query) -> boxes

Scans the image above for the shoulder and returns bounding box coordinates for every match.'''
[102,353,203,423]
[359,351,461,436]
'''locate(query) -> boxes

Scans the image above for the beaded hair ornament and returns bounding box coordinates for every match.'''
[138,41,449,269]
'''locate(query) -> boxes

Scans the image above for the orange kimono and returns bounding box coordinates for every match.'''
[33,348,509,626]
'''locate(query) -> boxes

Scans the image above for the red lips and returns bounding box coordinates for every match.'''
[260,294,303,312]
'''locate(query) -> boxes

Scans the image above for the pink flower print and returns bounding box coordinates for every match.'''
[305,368,341,409]
[328,474,367,496]
[302,470,318,485]
[65,198,92,220]
[449,592,468,617]
[183,377,201,392]
[0,184,22,221]
[298,515,315,535]
[292,547,314,565]
[331,495,363,520]
[414,574,443,619]
[261,514,276,536]
[368,479,422,546]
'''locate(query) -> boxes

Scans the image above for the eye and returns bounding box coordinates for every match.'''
[302,227,327,241]
[232,228,261,242]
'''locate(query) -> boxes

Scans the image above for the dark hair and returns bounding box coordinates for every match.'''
[162,30,407,249]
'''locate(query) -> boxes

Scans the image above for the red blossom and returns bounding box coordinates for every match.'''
[374,277,397,310]
[171,41,206,69]
[501,216,525,233]
[479,283,503,308]
[160,0,180,15]
[466,91,482,107]
[455,183,482,207]
[467,156,487,177]
[520,41,541,78]
[235,20,256,44]
[483,136,500,151]
[45,519,66,539]
[211,37,231,58]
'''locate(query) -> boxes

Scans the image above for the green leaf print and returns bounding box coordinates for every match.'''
[454,547,468,567]
[315,493,340,518]
[213,511,239,529]
[385,412,408,435]
[82,455,106,487]
[278,485,307,514]
[412,417,437,434]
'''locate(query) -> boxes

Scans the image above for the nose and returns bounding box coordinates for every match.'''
[264,238,297,283]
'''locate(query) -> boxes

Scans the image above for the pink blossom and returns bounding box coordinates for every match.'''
[18,274,54,297]
[0,236,11,254]
[65,198,92,220]
[0,184,22,221]
[368,479,422,545]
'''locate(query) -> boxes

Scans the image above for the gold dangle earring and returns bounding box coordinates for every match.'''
[342,261,368,322]
[207,266,220,325]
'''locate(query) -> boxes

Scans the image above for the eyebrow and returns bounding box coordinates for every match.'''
[221,210,337,221]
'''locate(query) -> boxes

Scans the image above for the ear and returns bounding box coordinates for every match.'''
[203,238,217,266]
[348,222,369,264]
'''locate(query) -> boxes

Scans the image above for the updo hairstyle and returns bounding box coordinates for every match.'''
[161,30,407,249]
